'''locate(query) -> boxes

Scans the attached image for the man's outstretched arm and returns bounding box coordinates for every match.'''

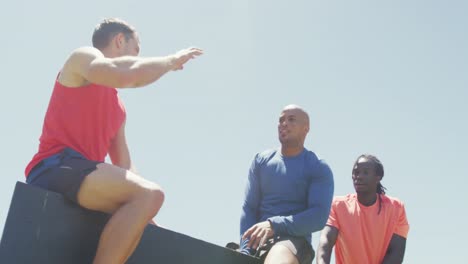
[61,46,203,88]
[316,225,338,264]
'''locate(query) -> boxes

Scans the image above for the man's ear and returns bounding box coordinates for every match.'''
[115,33,125,48]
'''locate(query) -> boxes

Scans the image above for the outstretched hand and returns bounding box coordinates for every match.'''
[169,47,203,71]
[242,221,275,250]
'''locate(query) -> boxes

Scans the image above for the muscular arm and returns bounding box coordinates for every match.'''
[108,120,136,172]
[268,162,334,236]
[316,225,338,264]
[239,155,261,254]
[381,234,407,264]
[60,46,202,88]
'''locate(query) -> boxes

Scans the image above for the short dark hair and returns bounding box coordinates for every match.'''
[92,18,136,50]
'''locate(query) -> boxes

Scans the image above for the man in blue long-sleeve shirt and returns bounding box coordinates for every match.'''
[240,105,334,264]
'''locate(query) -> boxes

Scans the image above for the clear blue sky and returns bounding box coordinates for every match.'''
[1,1,466,263]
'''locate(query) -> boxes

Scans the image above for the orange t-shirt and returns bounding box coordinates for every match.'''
[326,194,409,264]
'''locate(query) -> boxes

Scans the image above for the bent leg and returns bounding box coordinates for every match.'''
[264,244,300,264]
[77,163,164,264]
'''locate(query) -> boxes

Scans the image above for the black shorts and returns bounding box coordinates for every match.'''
[26,148,100,203]
[258,235,314,264]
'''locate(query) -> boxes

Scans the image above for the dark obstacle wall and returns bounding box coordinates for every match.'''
[0,182,261,264]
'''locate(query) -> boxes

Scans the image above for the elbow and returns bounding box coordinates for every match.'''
[240,203,252,219]
[310,207,331,233]
[105,65,145,88]
[317,210,329,229]
[310,219,328,234]
[114,70,140,88]
[241,200,258,214]
[241,202,251,212]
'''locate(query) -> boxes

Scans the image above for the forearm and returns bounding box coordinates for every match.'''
[317,225,338,264]
[382,234,406,264]
[112,157,137,174]
[240,206,257,253]
[381,249,405,264]
[316,244,333,264]
[109,150,132,170]
[268,206,329,236]
[108,124,134,171]
[381,254,404,264]
[109,56,175,88]
[240,208,257,235]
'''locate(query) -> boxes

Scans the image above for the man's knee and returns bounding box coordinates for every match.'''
[264,244,299,264]
[147,185,165,211]
[136,183,165,216]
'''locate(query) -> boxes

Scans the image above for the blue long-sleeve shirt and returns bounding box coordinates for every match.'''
[240,148,334,254]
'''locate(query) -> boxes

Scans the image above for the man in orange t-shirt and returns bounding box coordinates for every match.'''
[316,154,409,264]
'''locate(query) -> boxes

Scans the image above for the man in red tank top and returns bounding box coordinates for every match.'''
[25,18,203,264]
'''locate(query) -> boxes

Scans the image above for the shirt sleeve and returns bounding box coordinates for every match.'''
[268,160,334,236]
[239,154,261,254]
[326,199,339,229]
[394,201,410,238]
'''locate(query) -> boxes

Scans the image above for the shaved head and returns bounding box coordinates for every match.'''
[282,104,310,128]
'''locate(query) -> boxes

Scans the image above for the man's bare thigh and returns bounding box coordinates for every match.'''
[77,163,160,213]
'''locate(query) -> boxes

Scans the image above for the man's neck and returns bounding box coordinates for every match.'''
[281,145,304,157]
[100,47,118,58]
[357,192,378,206]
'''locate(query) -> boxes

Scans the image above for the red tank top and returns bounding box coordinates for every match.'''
[25,79,126,176]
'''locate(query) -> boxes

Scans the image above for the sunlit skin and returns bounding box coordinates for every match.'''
[352,158,382,206]
[52,19,203,264]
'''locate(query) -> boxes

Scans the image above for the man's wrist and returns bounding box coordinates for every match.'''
[267,219,275,235]
[165,55,176,71]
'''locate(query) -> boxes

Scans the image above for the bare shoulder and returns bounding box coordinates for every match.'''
[59,47,104,87]
[68,46,103,60]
